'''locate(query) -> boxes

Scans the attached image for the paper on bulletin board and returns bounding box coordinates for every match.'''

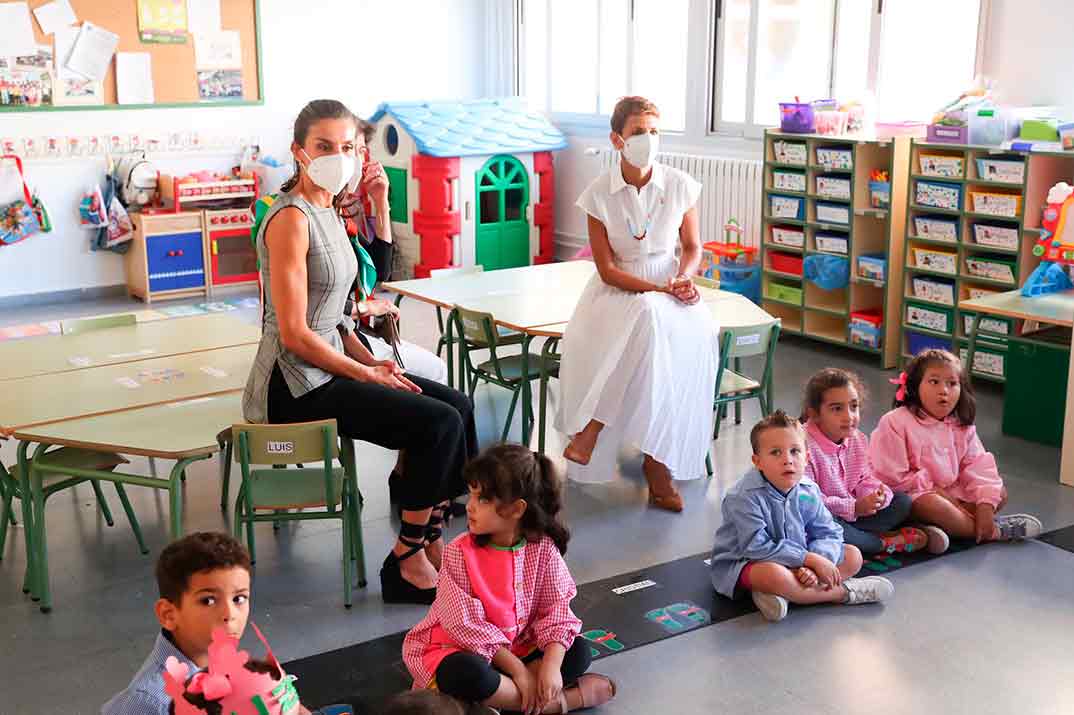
[0,2,38,58]
[185,0,221,35]
[65,21,120,83]
[194,30,241,70]
[116,52,154,105]
[137,0,188,44]
[53,26,102,105]
[33,0,78,36]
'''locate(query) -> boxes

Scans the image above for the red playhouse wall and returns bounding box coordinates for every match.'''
[412,154,461,278]
[533,151,555,264]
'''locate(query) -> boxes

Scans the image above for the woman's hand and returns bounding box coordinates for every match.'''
[664,275,700,304]
[361,159,390,208]
[536,658,564,712]
[363,364,422,393]
[364,298,399,318]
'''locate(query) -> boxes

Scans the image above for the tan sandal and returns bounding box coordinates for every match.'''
[648,490,684,513]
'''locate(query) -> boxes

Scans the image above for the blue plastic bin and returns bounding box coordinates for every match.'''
[718,260,761,304]
[907,330,950,356]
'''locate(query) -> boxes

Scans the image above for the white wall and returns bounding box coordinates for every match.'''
[981,0,1074,112]
[0,0,492,300]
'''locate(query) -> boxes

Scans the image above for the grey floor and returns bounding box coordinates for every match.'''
[2,289,1074,714]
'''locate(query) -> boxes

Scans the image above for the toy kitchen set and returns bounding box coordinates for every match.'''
[125,168,260,303]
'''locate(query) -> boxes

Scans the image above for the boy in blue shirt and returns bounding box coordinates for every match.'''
[101,532,351,715]
[710,411,895,622]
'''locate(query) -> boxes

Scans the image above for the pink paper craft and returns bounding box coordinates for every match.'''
[163,625,301,715]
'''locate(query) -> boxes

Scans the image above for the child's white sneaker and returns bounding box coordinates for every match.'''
[922,525,950,554]
[995,513,1043,541]
[842,576,894,605]
[751,591,789,622]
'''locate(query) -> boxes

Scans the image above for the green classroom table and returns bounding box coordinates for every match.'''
[1,344,255,432]
[0,313,260,381]
[12,393,244,611]
[961,289,1074,487]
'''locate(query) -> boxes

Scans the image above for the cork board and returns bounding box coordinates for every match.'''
[3,0,261,110]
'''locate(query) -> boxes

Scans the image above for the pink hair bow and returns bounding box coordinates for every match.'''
[889,371,907,402]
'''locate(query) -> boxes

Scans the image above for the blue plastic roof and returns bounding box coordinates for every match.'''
[367,98,567,158]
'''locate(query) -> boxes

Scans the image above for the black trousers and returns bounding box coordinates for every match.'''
[267,363,477,510]
[435,639,593,703]
[835,491,913,556]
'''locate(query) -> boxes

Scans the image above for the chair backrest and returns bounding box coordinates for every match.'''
[721,321,780,359]
[431,265,484,279]
[692,275,720,291]
[454,305,499,350]
[715,319,782,400]
[231,420,339,466]
[60,313,137,335]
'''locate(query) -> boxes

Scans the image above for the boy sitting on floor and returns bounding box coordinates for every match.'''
[709,411,895,622]
[101,531,350,715]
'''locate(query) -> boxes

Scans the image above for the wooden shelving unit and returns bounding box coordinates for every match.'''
[760,129,910,367]
[898,140,1074,383]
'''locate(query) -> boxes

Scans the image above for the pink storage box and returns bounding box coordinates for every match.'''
[927,124,970,144]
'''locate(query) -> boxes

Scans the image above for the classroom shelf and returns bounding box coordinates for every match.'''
[762,129,910,368]
[897,139,1074,371]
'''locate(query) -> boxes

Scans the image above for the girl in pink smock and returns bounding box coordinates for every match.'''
[869,349,1042,544]
[402,444,615,714]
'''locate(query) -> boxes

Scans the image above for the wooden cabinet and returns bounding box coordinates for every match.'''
[126,212,208,303]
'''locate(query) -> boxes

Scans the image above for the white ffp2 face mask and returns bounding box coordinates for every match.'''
[620,132,659,170]
[300,148,355,195]
[346,152,365,194]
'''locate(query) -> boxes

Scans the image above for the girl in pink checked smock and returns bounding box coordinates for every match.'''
[403,445,616,714]
[869,349,1042,544]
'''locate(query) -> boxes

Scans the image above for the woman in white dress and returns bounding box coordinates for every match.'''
[556,96,720,512]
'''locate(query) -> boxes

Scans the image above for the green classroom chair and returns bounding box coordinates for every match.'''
[454,306,554,443]
[427,266,523,358]
[231,420,367,608]
[712,321,782,441]
[59,312,138,335]
[21,446,147,611]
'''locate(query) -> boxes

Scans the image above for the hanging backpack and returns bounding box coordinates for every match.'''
[0,155,50,246]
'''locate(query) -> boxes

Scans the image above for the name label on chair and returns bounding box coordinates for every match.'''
[736,334,761,346]
[266,441,295,454]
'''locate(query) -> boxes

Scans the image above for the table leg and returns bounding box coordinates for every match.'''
[16,441,36,597]
[521,333,534,447]
[28,445,52,612]
[444,307,455,390]
[538,338,558,455]
[167,455,212,539]
[965,314,982,377]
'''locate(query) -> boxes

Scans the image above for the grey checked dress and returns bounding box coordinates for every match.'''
[242,192,358,423]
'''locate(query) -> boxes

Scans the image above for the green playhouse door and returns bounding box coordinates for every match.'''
[475,155,530,270]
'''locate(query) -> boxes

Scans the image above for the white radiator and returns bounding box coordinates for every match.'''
[591,148,763,248]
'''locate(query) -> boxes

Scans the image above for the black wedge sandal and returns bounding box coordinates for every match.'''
[380,520,437,605]
[425,501,451,546]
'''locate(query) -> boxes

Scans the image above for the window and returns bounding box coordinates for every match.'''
[520,0,690,131]
[713,0,985,136]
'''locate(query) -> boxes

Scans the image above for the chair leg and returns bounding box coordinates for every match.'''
[89,480,115,527]
[219,439,233,511]
[706,452,713,478]
[0,487,13,558]
[232,487,245,541]
[342,495,353,608]
[149,457,159,478]
[352,488,367,588]
[502,386,522,442]
[113,484,149,555]
[714,405,725,441]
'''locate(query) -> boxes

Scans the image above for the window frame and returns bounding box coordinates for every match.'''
[514,0,991,145]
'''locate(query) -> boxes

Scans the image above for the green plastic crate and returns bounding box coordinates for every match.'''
[1003,334,1070,446]
[766,281,802,304]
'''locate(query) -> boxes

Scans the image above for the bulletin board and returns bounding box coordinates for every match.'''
[0,0,262,112]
